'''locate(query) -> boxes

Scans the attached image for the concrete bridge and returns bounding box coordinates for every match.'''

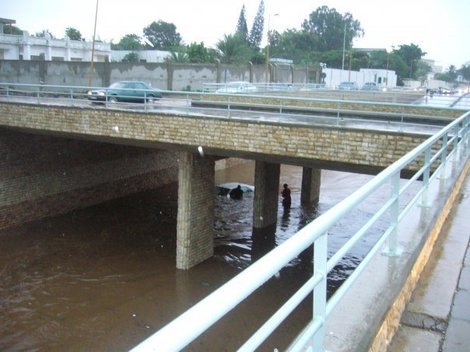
[0,92,462,270]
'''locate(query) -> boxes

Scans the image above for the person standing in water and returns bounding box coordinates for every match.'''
[281,183,291,210]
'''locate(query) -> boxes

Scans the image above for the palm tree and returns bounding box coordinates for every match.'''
[216,34,252,64]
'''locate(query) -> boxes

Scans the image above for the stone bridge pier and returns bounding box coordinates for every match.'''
[176,155,321,270]
[176,152,215,270]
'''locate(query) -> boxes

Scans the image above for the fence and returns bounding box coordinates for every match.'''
[0,82,464,129]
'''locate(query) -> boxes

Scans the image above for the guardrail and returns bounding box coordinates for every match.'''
[202,82,327,93]
[129,111,469,351]
[0,83,464,132]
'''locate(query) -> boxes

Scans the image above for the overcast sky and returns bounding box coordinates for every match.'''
[3,0,469,69]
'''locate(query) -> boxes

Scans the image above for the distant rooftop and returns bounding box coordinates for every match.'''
[0,18,16,25]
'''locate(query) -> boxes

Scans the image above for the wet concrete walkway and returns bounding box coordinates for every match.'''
[389,173,470,351]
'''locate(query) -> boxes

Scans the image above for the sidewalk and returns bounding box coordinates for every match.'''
[389,173,470,352]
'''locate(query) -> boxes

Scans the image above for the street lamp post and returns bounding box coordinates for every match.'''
[341,22,347,82]
[265,13,279,85]
[88,0,99,87]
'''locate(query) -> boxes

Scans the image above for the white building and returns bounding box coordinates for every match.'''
[111,50,171,63]
[322,67,397,89]
[0,18,110,62]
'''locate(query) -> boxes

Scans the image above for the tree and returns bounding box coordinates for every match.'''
[2,24,22,35]
[316,50,344,68]
[458,64,470,82]
[216,34,253,64]
[143,21,182,50]
[248,0,265,49]
[393,43,426,79]
[34,30,54,39]
[415,60,432,83]
[121,52,140,63]
[435,65,459,83]
[368,50,389,69]
[236,5,249,41]
[388,53,409,85]
[167,51,189,63]
[302,6,363,51]
[111,34,143,50]
[271,28,318,64]
[65,27,82,41]
[186,42,216,63]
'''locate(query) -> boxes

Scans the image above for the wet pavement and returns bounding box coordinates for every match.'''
[414,92,470,109]
[389,172,470,352]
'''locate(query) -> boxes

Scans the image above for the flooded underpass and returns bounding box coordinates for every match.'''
[1,161,391,351]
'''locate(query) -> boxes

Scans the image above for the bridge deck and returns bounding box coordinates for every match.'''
[0,97,445,174]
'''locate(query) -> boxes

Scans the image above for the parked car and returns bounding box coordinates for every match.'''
[361,82,379,91]
[87,81,162,103]
[215,81,258,94]
[337,81,358,90]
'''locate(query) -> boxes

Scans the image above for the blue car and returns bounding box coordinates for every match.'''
[87,81,162,103]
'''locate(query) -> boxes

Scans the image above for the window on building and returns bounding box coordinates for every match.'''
[52,56,65,61]
[70,58,82,61]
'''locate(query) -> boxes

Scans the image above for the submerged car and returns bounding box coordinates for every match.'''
[216,182,254,196]
[87,81,162,103]
[215,81,258,94]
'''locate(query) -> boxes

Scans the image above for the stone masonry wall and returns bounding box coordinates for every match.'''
[0,128,178,230]
[0,102,433,176]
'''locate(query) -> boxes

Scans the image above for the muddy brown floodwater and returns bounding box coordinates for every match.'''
[0,162,380,351]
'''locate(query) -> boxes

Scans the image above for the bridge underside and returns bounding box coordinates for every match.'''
[0,127,178,232]
[0,127,324,269]
[0,101,441,269]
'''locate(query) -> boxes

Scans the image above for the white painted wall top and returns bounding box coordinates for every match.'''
[0,31,110,62]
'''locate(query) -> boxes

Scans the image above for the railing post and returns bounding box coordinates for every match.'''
[452,124,460,163]
[186,93,190,115]
[312,233,328,351]
[384,171,402,256]
[466,118,470,157]
[336,101,340,126]
[439,132,449,180]
[420,147,431,207]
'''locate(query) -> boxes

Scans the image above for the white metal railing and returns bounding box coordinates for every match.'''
[0,83,463,131]
[130,111,470,351]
